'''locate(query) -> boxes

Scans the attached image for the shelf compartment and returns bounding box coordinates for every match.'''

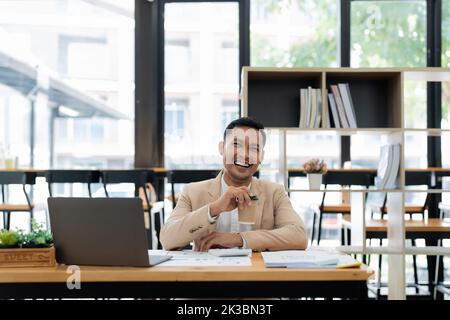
[325,71,402,128]
[245,69,322,128]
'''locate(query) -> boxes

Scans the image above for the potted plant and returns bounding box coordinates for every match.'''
[303,158,328,189]
[0,221,55,268]
[0,230,21,249]
[19,220,53,248]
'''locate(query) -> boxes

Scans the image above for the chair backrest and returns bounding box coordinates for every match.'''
[377,171,431,218]
[0,171,36,185]
[167,170,220,184]
[323,171,374,187]
[0,172,36,207]
[45,170,101,184]
[167,169,259,184]
[168,170,220,209]
[405,171,430,186]
[101,170,150,197]
[102,170,149,185]
[45,170,101,197]
[320,171,375,209]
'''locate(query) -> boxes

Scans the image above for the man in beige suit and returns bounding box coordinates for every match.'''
[160,117,308,251]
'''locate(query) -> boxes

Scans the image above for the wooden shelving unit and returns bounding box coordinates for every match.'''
[241,66,450,300]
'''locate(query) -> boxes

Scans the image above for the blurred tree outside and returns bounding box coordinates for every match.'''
[351,1,427,129]
[251,0,338,67]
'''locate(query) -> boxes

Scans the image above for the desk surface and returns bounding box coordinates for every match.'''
[0,253,373,283]
[342,217,450,232]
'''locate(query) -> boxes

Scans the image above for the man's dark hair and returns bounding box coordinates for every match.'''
[223,117,266,145]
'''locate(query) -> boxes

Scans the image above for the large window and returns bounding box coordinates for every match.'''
[351,0,428,170]
[351,1,426,67]
[164,2,239,169]
[165,98,188,139]
[0,0,134,171]
[0,0,134,229]
[250,0,339,67]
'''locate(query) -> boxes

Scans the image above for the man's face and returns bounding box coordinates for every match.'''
[220,126,264,181]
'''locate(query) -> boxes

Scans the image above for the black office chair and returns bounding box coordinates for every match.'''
[369,171,430,298]
[0,171,36,230]
[373,171,430,220]
[434,202,450,299]
[314,171,373,245]
[167,169,260,209]
[167,170,221,209]
[45,170,101,197]
[101,170,163,249]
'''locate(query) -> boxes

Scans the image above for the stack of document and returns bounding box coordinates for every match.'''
[149,250,252,267]
[261,249,361,269]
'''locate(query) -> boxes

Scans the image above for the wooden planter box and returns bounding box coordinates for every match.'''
[0,246,55,268]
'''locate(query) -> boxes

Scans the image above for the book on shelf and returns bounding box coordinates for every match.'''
[321,89,330,128]
[298,87,325,128]
[330,85,350,128]
[309,87,317,128]
[299,89,307,128]
[306,86,312,127]
[338,83,358,128]
[315,89,324,128]
[375,144,401,189]
[329,83,358,128]
[261,249,362,269]
[327,92,341,128]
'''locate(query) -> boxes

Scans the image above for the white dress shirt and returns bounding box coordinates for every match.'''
[207,176,253,247]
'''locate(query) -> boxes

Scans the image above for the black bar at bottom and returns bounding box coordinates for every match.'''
[0,281,368,300]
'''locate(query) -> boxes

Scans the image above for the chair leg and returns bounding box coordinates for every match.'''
[3,211,11,230]
[149,210,155,250]
[317,211,323,245]
[44,208,51,231]
[377,253,383,299]
[411,239,419,293]
[155,210,163,249]
[434,239,443,300]
[311,211,316,245]
[29,209,34,231]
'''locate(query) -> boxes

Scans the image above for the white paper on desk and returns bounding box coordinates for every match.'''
[262,249,358,268]
[156,250,252,267]
[148,249,171,256]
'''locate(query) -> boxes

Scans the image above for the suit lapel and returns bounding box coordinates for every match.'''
[250,178,265,228]
[207,170,223,203]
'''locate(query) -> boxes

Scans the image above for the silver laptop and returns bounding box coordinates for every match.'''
[47,197,172,267]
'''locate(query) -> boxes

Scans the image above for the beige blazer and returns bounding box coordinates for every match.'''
[160,171,308,251]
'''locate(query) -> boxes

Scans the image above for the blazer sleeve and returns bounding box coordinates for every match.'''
[160,185,216,250]
[240,185,308,251]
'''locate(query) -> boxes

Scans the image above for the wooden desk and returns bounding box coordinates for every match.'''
[0,253,373,299]
[342,216,450,240]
